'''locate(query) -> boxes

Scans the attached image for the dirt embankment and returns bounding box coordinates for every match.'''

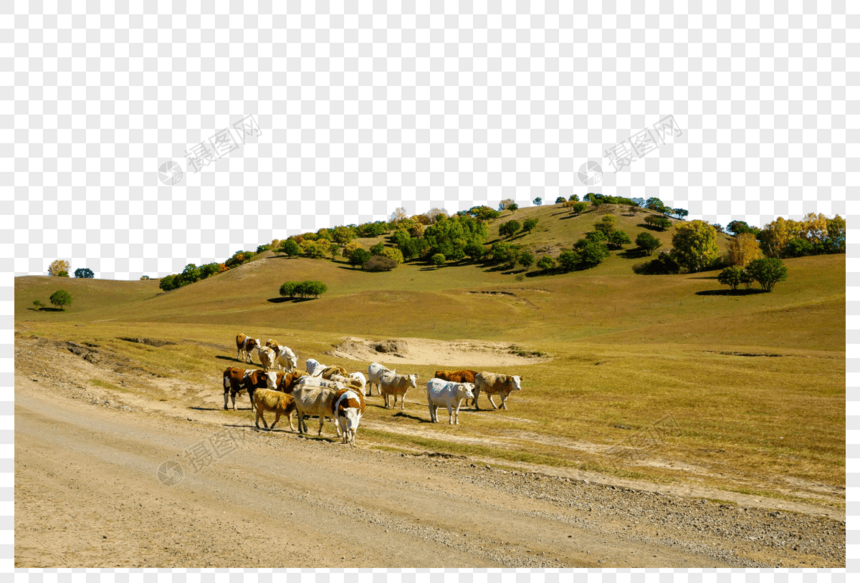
[327,336,549,367]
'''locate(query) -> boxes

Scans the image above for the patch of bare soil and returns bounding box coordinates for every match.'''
[327,336,550,367]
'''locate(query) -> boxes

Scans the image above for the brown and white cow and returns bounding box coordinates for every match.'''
[258,347,277,372]
[265,370,307,394]
[265,340,299,371]
[332,387,366,447]
[473,372,523,410]
[235,333,261,364]
[434,369,478,384]
[222,367,270,410]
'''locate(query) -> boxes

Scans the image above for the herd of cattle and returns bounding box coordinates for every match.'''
[225,334,525,447]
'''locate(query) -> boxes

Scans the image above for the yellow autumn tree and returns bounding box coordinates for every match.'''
[728,233,762,267]
[799,212,828,245]
[342,241,363,259]
[759,217,801,258]
[48,259,70,276]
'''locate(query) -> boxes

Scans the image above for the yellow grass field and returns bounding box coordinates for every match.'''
[15,204,846,510]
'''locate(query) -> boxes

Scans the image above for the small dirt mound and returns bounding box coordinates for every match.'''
[327,337,550,367]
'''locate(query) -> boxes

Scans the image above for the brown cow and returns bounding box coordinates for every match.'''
[222,367,270,410]
[434,370,478,384]
[253,389,297,431]
[473,372,524,410]
[267,370,307,394]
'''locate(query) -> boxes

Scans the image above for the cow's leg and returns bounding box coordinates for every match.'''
[454,399,462,425]
[428,403,434,422]
[472,389,481,410]
[254,406,261,429]
[500,393,508,410]
[447,403,454,424]
[383,393,389,409]
[488,394,499,410]
[231,391,237,410]
[224,387,230,410]
[271,411,282,430]
[317,416,325,436]
[248,389,256,412]
[401,391,407,411]
[286,411,295,432]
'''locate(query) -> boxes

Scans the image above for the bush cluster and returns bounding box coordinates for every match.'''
[279,280,328,299]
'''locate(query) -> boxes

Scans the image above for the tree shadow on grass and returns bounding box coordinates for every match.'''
[29,307,64,312]
[266,297,316,303]
[695,289,767,297]
[619,248,649,259]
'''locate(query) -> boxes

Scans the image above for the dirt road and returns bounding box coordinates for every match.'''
[15,374,844,568]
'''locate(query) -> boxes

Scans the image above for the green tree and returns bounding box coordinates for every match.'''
[350,249,372,268]
[328,242,340,260]
[572,202,587,214]
[557,250,581,271]
[522,218,538,233]
[48,259,70,276]
[331,226,355,246]
[32,300,44,310]
[672,208,689,220]
[301,281,328,298]
[256,244,271,253]
[49,290,72,310]
[431,253,446,269]
[635,232,662,255]
[57,270,69,277]
[279,281,298,298]
[74,268,94,278]
[507,203,519,211]
[555,196,566,204]
[280,239,301,257]
[464,242,485,261]
[670,220,719,273]
[608,230,631,249]
[537,255,555,271]
[533,197,542,206]
[569,194,579,202]
[370,242,386,256]
[594,215,616,236]
[159,275,178,291]
[499,220,521,239]
[585,230,607,243]
[746,258,787,292]
[518,251,535,270]
[644,215,672,231]
[181,263,201,284]
[381,247,404,264]
[575,240,610,268]
[717,266,744,291]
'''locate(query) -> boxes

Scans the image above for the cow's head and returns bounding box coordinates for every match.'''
[265,339,275,348]
[408,374,419,389]
[288,353,298,370]
[265,371,279,389]
[511,375,523,390]
[459,382,476,400]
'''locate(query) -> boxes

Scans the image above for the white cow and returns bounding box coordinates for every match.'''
[292,385,338,436]
[333,388,365,447]
[367,362,396,397]
[379,372,418,410]
[266,341,298,371]
[426,379,475,425]
[306,358,325,376]
[348,372,367,393]
[258,347,277,372]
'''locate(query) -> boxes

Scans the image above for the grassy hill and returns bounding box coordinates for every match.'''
[14,203,846,507]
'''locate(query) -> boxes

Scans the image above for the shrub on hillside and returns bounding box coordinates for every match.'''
[537,255,555,271]
[370,242,386,256]
[608,230,631,249]
[746,257,787,292]
[49,290,72,310]
[644,215,672,231]
[280,280,328,299]
[671,220,719,273]
[632,252,681,275]
[555,196,566,204]
[574,239,610,268]
[717,266,745,291]
[558,250,581,272]
[74,268,94,278]
[431,253,446,269]
[279,239,301,257]
[523,218,538,233]
[572,202,587,214]
[464,242,486,261]
[48,259,70,277]
[363,255,398,272]
[349,248,372,268]
[635,232,662,255]
[499,220,521,239]
[381,247,404,264]
[518,251,535,270]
